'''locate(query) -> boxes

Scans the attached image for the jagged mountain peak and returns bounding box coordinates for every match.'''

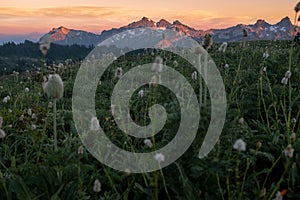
[157,19,172,28]
[123,17,156,28]
[276,16,292,27]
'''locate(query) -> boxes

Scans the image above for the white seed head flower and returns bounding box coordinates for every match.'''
[78,145,84,155]
[31,113,36,119]
[173,60,178,67]
[154,153,165,162]
[291,118,297,124]
[43,74,64,99]
[233,139,247,152]
[3,97,8,103]
[218,42,228,53]
[263,52,269,59]
[263,67,267,72]
[93,179,101,193]
[191,71,198,80]
[90,117,100,131]
[151,56,163,73]
[224,64,229,68]
[284,144,294,158]
[25,87,29,93]
[115,67,123,78]
[285,70,292,79]
[27,108,32,116]
[31,124,37,130]
[19,115,24,121]
[238,117,245,125]
[144,139,153,148]
[291,132,296,141]
[0,129,5,139]
[138,90,144,98]
[281,77,288,85]
[8,109,12,113]
[273,191,283,200]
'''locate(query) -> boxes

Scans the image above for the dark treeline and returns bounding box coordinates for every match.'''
[0,40,93,74]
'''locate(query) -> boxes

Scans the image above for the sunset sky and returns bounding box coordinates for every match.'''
[0,0,298,35]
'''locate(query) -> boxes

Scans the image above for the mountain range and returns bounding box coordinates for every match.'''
[5,16,300,46]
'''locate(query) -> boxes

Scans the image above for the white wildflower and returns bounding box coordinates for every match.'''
[27,108,32,116]
[281,77,288,85]
[291,132,296,141]
[233,139,247,152]
[115,67,123,78]
[78,145,84,155]
[154,153,165,162]
[238,117,245,125]
[0,129,5,139]
[284,144,294,158]
[93,179,101,193]
[191,71,198,80]
[285,71,292,79]
[263,52,269,59]
[0,116,3,128]
[25,87,29,93]
[273,191,283,200]
[218,42,228,53]
[144,139,153,148]
[138,90,144,98]
[43,74,64,99]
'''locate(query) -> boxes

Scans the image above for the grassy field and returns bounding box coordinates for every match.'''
[0,39,300,200]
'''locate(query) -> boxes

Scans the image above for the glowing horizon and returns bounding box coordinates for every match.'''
[0,0,298,34]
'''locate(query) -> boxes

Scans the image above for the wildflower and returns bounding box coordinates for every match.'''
[0,129,5,139]
[263,67,267,72]
[202,34,213,50]
[151,56,163,73]
[8,109,12,113]
[48,102,53,108]
[191,71,198,80]
[27,108,32,116]
[224,64,229,68]
[273,191,283,200]
[218,42,228,53]
[3,97,8,103]
[25,87,29,92]
[144,139,153,148]
[39,34,52,56]
[32,113,36,119]
[284,144,294,158]
[285,70,292,78]
[291,132,296,141]
[90,117,100,131]
[93,179,101,193]
[291,118,297,124]
[78,145,84,155]
[31,124,37,130]
[295,2,300,13]
[263,52,269,59]
[173,60,178,67]
[138,90,144,98]
[115,67,123,78]
[281,77,288,85]
[233,139,246,152]
[154,153,165,162]
[19,115,24,121]
[238,117,245,125]
[43,74,64,99]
